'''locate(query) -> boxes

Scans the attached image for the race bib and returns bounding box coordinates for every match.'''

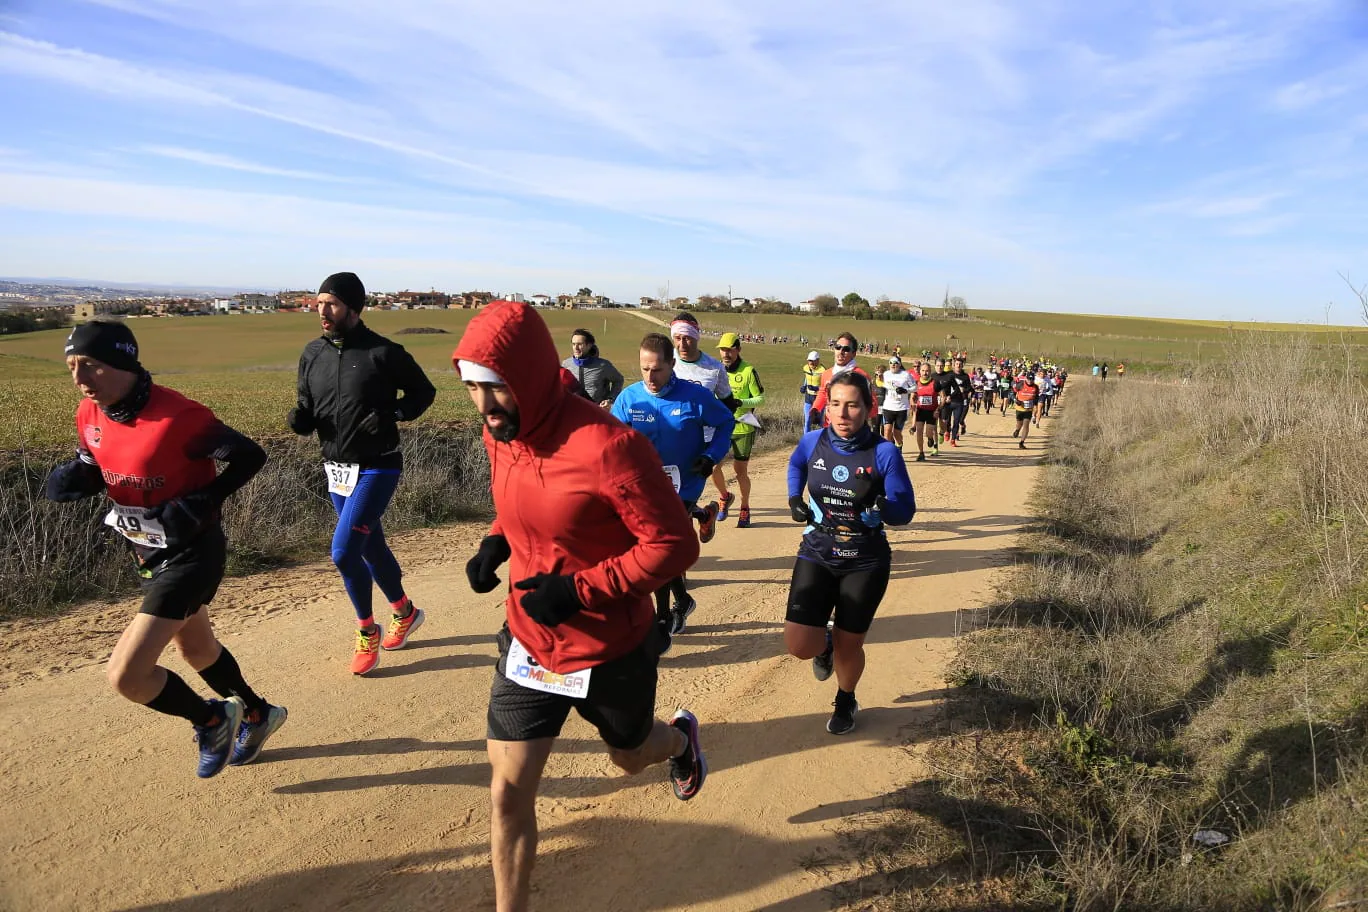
[917,395,935,408]
[504,636,591,698]
[663,464,682,493]
[324,461,360,497]
[104,505,168,549]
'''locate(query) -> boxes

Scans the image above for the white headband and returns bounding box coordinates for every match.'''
[669,321,700,341]
[458,360,506,385]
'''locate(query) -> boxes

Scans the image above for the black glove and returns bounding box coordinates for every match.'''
[45,459,104,502]
[871,495,888,513]
[286,406,315,436]
[151,492,217,544]
[514,574,584,627]
[358,409,382,435]
[691,455,715,478]
[465,534,511,593]
[789,494,814,524]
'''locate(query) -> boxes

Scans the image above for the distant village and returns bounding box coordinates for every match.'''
[0,280,930,332]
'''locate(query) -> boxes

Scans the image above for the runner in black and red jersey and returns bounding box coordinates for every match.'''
[45,320,286,778]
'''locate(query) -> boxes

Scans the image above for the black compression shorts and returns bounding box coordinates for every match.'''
[914,408,937,425]
[138,525,227,620]
[487,624,660,749]
[785,556,891,635]
[730,433,755,462]
[881,409,908,430]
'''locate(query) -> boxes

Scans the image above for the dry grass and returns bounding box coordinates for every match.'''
[838,339,1368,911]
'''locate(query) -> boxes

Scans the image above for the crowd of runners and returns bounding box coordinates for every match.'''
[45,274,1071,912]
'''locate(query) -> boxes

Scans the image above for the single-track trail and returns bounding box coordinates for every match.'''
[0,405,1048,912]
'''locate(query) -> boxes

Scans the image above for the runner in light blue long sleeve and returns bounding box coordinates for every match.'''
[612,333,736,648]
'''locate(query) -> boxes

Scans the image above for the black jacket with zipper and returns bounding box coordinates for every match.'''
[295,322,436,468]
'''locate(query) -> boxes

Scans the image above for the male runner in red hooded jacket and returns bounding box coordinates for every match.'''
[454,300,706,912]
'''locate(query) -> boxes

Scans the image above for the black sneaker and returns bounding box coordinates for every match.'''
[827,693,859,735]
[655,616,673,656]
[668,709,707,801]
[669,596,697,635]
[812,627,834,682]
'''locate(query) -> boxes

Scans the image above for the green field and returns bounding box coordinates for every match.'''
[4,306,1366,450]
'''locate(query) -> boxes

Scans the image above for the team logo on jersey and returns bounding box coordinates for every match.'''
[832,465,850,482]
[85,425,102,448]
[812,458,826,471]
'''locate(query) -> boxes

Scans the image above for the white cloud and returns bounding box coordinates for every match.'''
[137,146,360,182]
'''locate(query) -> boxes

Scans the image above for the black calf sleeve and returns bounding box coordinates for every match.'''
[145,671,213,726]
[198,647,267,713]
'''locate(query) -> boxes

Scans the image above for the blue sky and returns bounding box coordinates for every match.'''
[1,0,1365,322]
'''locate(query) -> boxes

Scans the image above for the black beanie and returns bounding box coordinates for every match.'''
[65,320,141,373]
[318,272,366,312]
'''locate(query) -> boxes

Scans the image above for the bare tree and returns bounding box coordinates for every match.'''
[1341,272,1368,325]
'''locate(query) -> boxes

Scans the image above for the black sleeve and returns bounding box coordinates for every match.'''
[45,447,106,502]
[184,421,267,504]
[296,346,316,411]
[386,343,437,422]
[603,360,624,401]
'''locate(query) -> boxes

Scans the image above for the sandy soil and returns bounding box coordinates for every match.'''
[0,404,1045,912]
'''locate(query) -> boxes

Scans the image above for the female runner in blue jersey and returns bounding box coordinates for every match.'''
[785,371,916,734]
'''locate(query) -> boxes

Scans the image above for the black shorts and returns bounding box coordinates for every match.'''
[880,409,908,430]
[730,432,755,462]
[487,625,659,750]
[914,408,937,425]
[785,556,891,635]
[1015,408,1033,421]
[137,526,227,620]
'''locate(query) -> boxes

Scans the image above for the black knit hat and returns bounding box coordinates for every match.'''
[318,272,366,312]
[65,320,141,373]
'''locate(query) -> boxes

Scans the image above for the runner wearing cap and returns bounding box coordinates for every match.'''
[455,301,707,912]
[712,332,765,529]
[879,356,914,450]
[786,371,916,734]
[668,313,741,520]
[612,333,735,643]
[46,320,285,777]
[800,351,823,431]
[290,272,437,676]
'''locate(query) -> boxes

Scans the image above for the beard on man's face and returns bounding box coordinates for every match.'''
[486,407,520,442]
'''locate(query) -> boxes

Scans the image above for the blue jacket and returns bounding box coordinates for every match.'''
[612,377,736,504]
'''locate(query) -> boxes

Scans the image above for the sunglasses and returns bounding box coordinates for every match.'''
[834,344,855,353]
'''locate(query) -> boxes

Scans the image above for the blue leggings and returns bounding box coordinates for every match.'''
[330,470,406,622]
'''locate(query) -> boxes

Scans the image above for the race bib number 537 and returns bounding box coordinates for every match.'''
[324,461,360,497]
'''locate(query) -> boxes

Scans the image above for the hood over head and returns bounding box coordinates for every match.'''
[453,299,565,446]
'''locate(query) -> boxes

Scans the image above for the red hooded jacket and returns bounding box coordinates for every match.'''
[453,301,698,673]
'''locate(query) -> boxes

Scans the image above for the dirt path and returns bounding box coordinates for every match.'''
[0,406,1046,912]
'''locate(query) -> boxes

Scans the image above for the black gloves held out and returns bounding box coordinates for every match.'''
[514,574,584,627]
[789,494,814,524]
[357,409,382,436]
[286,406,315,436]
[152,492,218,544]
[466,534,511,593]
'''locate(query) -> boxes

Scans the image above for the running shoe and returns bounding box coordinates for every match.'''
[717,491,736,522]
[950,439,958,447]
[916,454,926,462]
[812,626,834,682]
[382,605,425,650]
[351,626,381,675]
[697,501,719,544]
[736,506,751,529]
[668,709,707,801]
[194,696,245,779]
[930,444,939,456]
[1011,428,1019,438]
[229,704,289,766]
[827,692,859,736]
[669,595,697,635]
[1019,440,1027,450]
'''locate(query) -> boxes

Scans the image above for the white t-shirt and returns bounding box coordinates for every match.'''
[674,352,730,400]
[984,370,999,387]
[881,369,914,411]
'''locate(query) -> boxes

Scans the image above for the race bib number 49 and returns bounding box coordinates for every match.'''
[103,505,168,549]
[504,636,591,699]
[324,461,360,497]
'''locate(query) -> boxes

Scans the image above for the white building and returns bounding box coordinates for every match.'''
[793,300,817,313]
[729,297,750,309]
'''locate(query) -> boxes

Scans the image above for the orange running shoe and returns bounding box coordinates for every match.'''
[697,502,719,544]
[351,626,381,675]
[381,606,425,650]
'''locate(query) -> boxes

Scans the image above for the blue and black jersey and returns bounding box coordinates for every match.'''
[786,427,915,570]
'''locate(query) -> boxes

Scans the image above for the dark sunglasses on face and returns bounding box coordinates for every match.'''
[834,345,855,353]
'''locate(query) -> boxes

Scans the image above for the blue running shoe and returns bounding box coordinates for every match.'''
[716,491,735,522]
[229,704,289,766]
[668,709,707,801]
[195,696,244,779]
